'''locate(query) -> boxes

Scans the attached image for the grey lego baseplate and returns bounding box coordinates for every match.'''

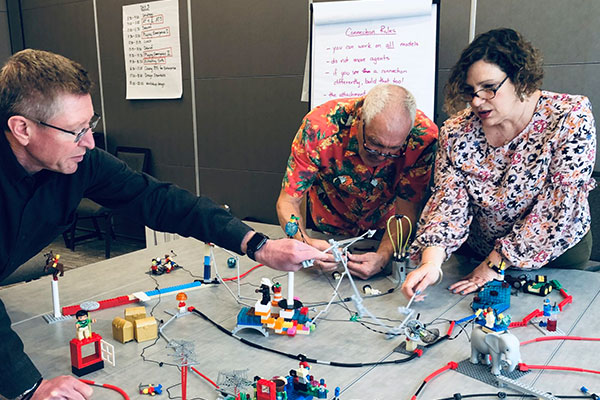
[455,359,530,387]
[496,375,560,400]
[42,313,73,324]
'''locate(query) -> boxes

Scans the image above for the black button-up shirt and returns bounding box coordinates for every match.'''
[0,131,251,397]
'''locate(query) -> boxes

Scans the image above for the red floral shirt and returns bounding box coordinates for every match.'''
[282,97,438,235]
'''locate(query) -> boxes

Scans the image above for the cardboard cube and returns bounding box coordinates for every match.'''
[134,316,157,342]
[124,306,147,323]
[112,317,134,343]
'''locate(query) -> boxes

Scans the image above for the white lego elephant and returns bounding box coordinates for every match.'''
[470,325,521,376]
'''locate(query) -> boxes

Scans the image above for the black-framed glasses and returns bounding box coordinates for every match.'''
[35,113,101,143]
[361,120,401,159]
[462,76,509,102]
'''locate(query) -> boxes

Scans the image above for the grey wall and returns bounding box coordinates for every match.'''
[191,1,310,222]
[3,0,600,226]
[0,0,11,63]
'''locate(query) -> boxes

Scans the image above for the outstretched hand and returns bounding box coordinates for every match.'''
[448,261,503,295]
[400,263,441,301]
[32,376,93,400]
[255,238,329,272]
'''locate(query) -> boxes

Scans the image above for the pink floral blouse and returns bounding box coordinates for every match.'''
[411,91,596,269]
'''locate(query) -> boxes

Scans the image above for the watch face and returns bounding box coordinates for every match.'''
[247,232,268,261]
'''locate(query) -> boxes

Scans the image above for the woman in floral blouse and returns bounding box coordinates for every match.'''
[402,28,596,300]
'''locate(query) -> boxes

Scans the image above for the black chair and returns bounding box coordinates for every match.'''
[62,146,151,258]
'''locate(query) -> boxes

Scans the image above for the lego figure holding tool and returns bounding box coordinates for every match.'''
[75,310,96,340]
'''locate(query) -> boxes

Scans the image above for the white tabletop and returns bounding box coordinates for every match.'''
[1,222,598,400]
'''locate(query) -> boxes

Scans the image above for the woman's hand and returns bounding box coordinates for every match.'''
[448,261,503,295]
[401,262,442,301]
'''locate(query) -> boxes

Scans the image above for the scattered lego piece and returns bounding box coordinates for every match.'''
[139,383,163,396]
[523,275,553,297]
[580,386,599,400]
[150,252,181,275]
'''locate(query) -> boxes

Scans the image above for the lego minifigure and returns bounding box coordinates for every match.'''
[255,278,273,305]
[150,258,161,275]
[543,298,552,316]
[483,307,496,329]
[75,309,95,340]
[164,254,174,273]
[176,292,188,313]
[44,251,64,280]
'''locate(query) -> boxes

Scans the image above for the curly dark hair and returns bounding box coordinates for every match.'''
[444,28,544,115]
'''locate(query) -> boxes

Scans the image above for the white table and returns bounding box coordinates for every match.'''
[1,222,598,399]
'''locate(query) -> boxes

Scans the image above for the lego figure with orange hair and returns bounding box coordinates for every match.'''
[176,292,188,313]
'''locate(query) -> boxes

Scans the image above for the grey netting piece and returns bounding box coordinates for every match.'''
[217,369,253,395]
[166,340,198,368]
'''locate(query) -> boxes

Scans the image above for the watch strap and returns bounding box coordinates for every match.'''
[17,378,43,400]
[487,258,507,274]
[246,232,269,261]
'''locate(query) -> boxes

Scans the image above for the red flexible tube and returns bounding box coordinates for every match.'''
[222,264,264,281]
[79,379,129,400]
[521,335,600,346]
[191,366,220,388]
[519,363,600,375]
[410,361,458,400]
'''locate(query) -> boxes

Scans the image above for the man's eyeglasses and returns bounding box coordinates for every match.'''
[361,120,401,159]
[461,75,509,102]
[35,113,101,143]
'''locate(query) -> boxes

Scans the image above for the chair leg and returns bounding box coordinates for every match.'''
[62,230,70,249]
[91,216,102,240]
[68,216,77,251]
[104,214,113,259]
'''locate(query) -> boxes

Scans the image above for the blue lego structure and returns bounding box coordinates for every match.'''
[232,307,268,337]
[472,280,511,314]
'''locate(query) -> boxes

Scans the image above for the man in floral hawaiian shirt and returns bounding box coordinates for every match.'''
[277,84,438,279]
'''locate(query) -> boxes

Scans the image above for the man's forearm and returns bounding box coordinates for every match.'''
[240,230,254,254]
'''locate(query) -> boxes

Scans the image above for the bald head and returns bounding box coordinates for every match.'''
[362,84,416,133]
